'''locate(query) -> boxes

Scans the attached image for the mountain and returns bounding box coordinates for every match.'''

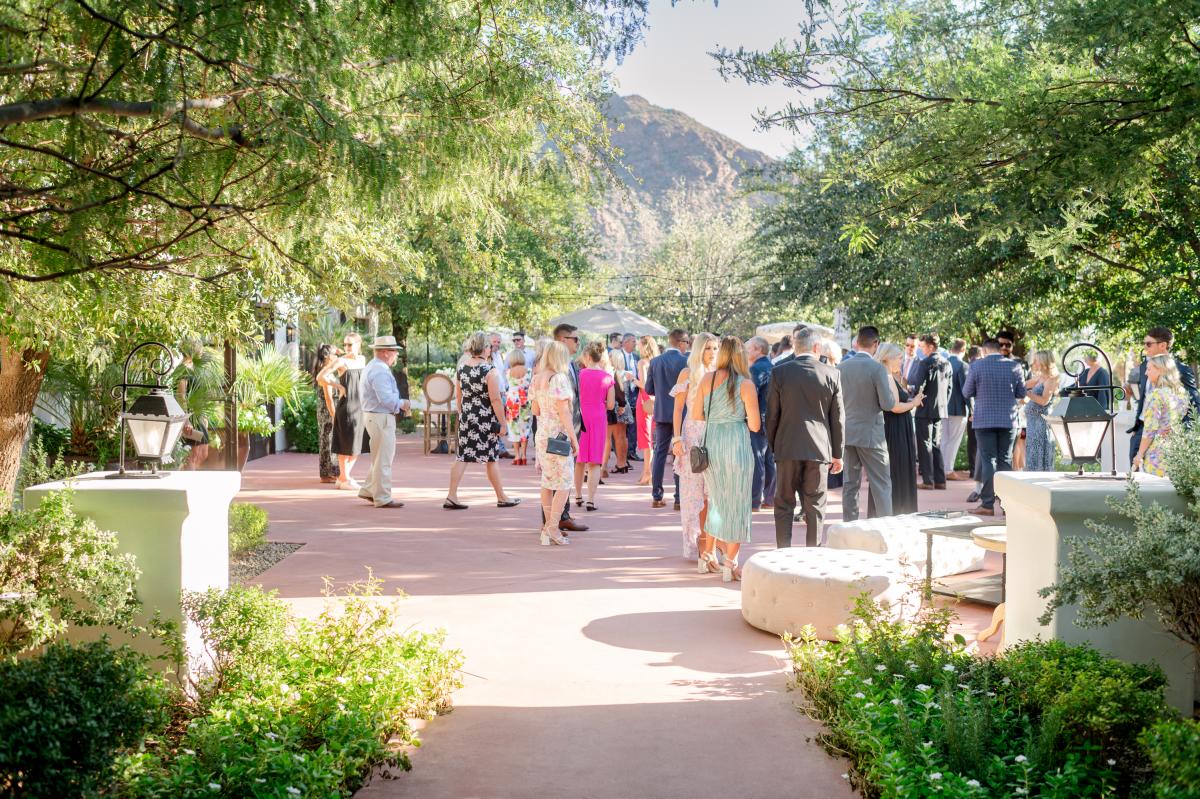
[595,94,775,265]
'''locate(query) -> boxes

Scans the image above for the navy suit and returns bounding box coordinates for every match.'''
[644,348,687,503]
[912,352,953,485]
[749,355,775,508]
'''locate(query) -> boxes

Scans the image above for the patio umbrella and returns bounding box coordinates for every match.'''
[756,320,835,344]
[548,303,668,336]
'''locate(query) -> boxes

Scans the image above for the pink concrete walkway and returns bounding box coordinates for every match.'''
[239,439,997,798]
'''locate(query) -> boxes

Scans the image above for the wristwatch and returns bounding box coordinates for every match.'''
[671,435,682,444]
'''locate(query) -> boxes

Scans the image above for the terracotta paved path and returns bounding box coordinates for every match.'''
[239,439,993,798]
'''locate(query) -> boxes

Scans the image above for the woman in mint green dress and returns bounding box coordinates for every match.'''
[696,336,761,582]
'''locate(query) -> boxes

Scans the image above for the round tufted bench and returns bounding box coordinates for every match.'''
[740,547,912,641]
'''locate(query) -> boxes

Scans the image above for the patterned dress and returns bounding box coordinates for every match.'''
[316,378,340,480]
[1024,383,1057,472]
[505,371,532,443]
[533,372,575,490]
[1141,387,1189,476]
[456,362,502,463]
[670,378,707,559]
[703,376,754,544]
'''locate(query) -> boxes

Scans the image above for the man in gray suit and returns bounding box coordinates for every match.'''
[837,326,897,521]
[767,327,845,547]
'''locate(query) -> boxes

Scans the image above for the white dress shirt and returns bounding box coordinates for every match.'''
[361,357,404,414]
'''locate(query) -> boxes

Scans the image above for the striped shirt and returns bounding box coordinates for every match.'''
[962,354,1026,429]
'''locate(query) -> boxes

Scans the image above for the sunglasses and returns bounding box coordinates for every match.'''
[999,341,1013,348]
[1143,339,1163,347]
[564,336,579,342]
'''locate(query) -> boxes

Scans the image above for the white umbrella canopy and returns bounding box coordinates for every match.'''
[756,320,835,345]
[548,303,668,337]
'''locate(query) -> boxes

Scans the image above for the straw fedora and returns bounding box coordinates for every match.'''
[369,335,403,350]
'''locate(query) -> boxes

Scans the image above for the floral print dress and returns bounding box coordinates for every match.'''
[533,372,575,490]
[457,362,501,463]
[505,371,532,443]
[671,376,708,559]
[1141,387,1189,476]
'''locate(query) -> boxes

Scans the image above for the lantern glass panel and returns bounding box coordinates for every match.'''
[127,417,168,458]
[1047,416,1074,459]
[1068,418,1109,461]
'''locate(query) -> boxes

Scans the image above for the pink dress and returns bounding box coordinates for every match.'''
[577,367,613,465]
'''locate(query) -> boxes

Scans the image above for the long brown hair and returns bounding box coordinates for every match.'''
[714,336,749,402]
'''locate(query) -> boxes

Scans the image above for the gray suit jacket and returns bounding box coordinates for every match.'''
[837,354,897,449]
[767,355,844,462]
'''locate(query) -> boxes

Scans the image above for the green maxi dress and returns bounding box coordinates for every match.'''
[702,376,753,543]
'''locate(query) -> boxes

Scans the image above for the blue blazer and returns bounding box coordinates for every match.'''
[750,355,772,428]
[643,349,688,424]
[947,355,968,416]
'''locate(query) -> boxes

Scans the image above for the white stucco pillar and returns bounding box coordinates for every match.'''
[24,471,240,678]
[997,471,1196,712]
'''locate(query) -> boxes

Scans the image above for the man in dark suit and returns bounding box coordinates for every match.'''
[644,328,689,509]
[746,336,775,511]
[767,327,845,547]
[912,332,953,489]
[941,339,970,480]
[772,325,808,368]
[1128,326,1200,461]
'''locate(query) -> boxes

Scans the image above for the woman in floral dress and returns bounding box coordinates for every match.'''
[669,332,718,570]
[443,332,520,511]
[1023,350,1062,472]
[1133,354,1191,477]
[530,340,577,545]
[504,349,532,465]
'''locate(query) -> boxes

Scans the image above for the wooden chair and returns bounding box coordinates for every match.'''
[422,373,458,455]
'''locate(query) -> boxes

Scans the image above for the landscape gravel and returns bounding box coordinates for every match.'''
[231,542,304,586]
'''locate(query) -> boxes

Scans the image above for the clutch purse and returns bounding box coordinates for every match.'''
[545,433,572,457]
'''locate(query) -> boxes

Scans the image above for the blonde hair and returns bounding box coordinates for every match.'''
[507,349,526,369]
[541,340,570,376]
[875,342,903,377]
[1029,350,1059,378]
[687,332,718,407]
[1146,354,1183,392]
[533,336,552,371]
[638,335,660,362]
[714,336,750,401]
[820,338,842,364]
[464,331,487,357]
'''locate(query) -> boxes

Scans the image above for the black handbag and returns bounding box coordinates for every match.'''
[689,375,716,474]
[546,433,572,457]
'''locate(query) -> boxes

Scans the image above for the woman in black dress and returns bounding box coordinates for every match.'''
[319,332,369,490]
[312,343,341,483]
[870,342,925,516]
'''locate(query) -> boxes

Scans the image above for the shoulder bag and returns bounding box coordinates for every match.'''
[689,374,717,474]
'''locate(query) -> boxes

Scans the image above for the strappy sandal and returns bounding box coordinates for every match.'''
[443,498,468,510]
[585,501,597,512]
[575,495,583,507]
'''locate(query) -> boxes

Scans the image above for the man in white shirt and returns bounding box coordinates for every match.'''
[509,331,536,372]
[488,332,508,393]
[614,332,640,457]
[771,335,794,365]
[358,336,410,508]
[901,334,919,389]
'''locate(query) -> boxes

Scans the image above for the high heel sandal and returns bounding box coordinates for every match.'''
[613,465,631,474]
[696,553,720,575]
[721,555,741,583]
[575,496,583,508]
[585,500,597,512]
[540,525,569,546]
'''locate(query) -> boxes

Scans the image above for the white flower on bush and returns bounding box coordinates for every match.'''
[853,692,866,699]
[890,698,903,706]
[843,669,854,676]
[336,676,348,684]
[183,748,196,755]
[915,683,932,692]
[364,674,373,683]
[966,779,980,788]
[293,754,305,763]
[1014,789,1026,795]
[925,701,939,709]
[930,772,942,781]
[862,677,873,685]
[1015,755,1027,763]
[208,784,221,791]
[1107,758,1116,766]
[942,663,956,672]
[265,732,278,741]
[875,664,888,672]
[1001,676,1011,685]
[280,682,290,694]
[287,788,301,797]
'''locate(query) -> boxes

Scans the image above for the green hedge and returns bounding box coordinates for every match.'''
[228,502,268,555]
[1142,718,1200,798]
[0,641,168,798]
[791,596,1174,797]
[283,387,320,453]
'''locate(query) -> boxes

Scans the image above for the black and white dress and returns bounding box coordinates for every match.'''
[457,362,501,463]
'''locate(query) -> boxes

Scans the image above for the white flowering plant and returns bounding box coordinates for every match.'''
[788,594,1168,797]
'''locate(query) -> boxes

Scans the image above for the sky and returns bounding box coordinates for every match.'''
[609,0,812,158]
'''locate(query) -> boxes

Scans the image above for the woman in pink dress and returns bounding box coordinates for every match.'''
[574,341,615,511]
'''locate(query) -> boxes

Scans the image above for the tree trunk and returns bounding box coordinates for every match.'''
[0,336,50,506]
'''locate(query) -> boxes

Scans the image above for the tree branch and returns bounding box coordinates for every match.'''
[0,94,254,145]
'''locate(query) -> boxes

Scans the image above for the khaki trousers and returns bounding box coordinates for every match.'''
[363,412,397,506]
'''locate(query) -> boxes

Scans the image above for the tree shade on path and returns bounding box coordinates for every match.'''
[238,440,992,797]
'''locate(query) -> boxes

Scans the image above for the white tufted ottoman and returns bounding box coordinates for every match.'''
[824,513,986,578]
[741,548,912,641]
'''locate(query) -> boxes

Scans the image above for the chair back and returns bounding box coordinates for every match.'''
[423,373,454,409]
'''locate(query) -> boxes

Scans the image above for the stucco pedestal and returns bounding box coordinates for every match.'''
[24,470,240,677]
[996,471,1196,712]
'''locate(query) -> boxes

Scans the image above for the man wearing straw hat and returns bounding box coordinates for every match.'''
[359,335,410,508]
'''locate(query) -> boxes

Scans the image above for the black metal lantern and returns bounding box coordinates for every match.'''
[107,342,189,478]
[1048,342,1125,478]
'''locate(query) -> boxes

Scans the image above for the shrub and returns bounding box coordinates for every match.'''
[1142,718,1200,798]
[13,433,94,505]
[0,490,140,656]
[0,641,168,798]
[789,596,1166,797]
[228,502,268,556]
[283,387,320,453]
[120,576,463,797]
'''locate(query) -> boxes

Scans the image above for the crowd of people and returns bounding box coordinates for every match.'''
[301,321,1199,577]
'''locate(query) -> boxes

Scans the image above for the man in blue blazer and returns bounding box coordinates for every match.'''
[643,328,689,509]
[746,336,775,510]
